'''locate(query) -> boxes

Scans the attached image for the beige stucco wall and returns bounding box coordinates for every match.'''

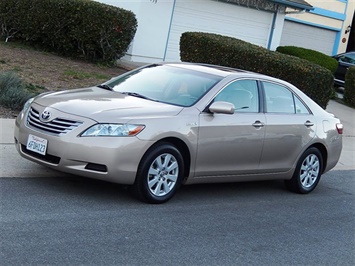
[286,0,354,54]
[288,12,343,29]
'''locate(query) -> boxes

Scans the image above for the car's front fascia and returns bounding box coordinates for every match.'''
[13,91,200,185]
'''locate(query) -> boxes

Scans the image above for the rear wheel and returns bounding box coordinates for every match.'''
[132,143,184,203]
[285,147,323,194]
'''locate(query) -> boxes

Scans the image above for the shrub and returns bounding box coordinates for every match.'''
[180,32,334,108]
[0,0,137,63]
[276,46,338,73]
[0,72,35,110]
[344,66,355,107]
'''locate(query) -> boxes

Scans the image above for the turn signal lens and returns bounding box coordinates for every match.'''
[336,123,343,135]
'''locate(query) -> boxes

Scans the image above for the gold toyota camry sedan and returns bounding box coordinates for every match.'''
[14,62,343,203]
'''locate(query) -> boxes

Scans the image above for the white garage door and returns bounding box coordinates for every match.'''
[165,0,274,61]
[280,20,337,55]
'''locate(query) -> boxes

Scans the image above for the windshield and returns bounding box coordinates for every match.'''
[103,64,222,107]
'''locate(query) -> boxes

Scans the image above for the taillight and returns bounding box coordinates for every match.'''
[336,123,343,134]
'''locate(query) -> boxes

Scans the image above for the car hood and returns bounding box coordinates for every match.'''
[35,87,183,121]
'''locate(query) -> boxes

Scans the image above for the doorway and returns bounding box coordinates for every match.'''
[347,11,355,52]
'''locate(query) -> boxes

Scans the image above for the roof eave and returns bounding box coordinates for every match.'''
[270,0,314,11]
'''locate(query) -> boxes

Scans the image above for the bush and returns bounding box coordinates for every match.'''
[276,46,338,73]
[344,66,355,107]
[180,32,334,108]
[0,72,35,110]
[0,0,137,63]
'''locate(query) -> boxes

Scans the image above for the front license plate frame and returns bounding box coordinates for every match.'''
[26,134,48,155]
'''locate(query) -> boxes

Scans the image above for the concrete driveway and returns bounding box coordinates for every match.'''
[326,100,355,170]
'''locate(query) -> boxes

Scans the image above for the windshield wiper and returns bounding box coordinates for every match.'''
[97,84,113,91]
[120,91,154,101]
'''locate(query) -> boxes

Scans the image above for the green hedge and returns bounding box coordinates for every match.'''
[0,0,137,63]
[276,46,338,73]
[180,32,334,108]
[344,66,355,107]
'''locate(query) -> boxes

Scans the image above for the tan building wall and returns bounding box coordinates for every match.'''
[285,0,354,54]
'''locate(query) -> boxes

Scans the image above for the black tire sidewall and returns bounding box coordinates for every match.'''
[292,147,323,193]
[134,143,184,203]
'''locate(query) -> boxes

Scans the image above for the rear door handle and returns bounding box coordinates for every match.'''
[252,121,264,128]
[304,120,314,127]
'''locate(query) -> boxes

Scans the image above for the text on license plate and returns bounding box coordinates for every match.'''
[26,134,48,155]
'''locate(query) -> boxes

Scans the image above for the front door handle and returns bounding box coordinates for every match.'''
[304,120,314,127]
[252,121,264,128]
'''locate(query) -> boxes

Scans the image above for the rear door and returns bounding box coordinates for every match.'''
[258,81,316,173]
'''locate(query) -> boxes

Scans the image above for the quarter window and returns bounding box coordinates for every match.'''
[294,96,310,114]
[214,80,259,112]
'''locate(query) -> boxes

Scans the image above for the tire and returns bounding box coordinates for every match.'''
[132,143,184,203]
[285,147,323,194]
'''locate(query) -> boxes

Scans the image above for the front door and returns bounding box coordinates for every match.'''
[195,79,265,177]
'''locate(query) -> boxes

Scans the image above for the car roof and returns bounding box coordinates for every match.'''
[161,62,250,77]
[333,51,355,57]
[150,62,288,86]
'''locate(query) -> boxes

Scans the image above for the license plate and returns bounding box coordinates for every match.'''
[26,134,48,155]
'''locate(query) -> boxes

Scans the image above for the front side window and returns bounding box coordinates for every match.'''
[263,82,309,114]
[214,80,259,112]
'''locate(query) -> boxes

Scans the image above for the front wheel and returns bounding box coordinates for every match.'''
[132,143,184,203]
[285,147,323,194]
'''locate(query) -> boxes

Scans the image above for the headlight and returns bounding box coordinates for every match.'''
[22,97,34,113]
[81,124,145,137]
[18,97,34,120]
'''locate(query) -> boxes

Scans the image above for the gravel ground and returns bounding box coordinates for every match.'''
[0,105,19,118]
[0,42,127,118]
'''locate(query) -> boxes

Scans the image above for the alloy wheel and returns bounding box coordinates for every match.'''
[299,154,320,188]
[147,153,179,197]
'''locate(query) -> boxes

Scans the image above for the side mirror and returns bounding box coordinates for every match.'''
[209,101,235,114]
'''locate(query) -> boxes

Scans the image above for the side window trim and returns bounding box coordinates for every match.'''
[257,80,265,113]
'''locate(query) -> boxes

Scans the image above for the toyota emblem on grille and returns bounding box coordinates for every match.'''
[41,110,51,121]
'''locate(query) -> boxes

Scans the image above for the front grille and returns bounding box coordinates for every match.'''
[27,107,82,135]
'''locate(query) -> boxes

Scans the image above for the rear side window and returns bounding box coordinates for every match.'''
[263,82,310,114]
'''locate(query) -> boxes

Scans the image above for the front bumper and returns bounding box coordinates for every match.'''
[14,106,153,185]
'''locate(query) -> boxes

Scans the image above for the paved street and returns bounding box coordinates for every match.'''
[1,99,354,265]
[1,170,354,265]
